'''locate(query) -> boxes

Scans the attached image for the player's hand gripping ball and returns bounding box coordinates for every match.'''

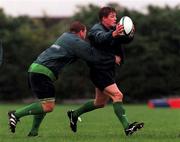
[119,16,134,36]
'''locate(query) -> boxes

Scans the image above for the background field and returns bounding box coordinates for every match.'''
[0,104,179,142]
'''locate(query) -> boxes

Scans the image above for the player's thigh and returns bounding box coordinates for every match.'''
[28,72,55,99]
[28,72,55,112]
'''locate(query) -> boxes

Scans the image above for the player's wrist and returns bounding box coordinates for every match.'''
[112,31,118,37]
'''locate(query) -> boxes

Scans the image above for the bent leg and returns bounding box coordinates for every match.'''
[103,84,129,129]
[8,73,56,135]
[68,88,109,133]
[27,98,55,136]
[73,88,109,118]
[15,98,55,119]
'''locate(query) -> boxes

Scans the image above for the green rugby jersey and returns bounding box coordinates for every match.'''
[88,23,134,65]
[29,32,115,81]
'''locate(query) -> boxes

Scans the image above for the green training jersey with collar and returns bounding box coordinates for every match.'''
[29,32,115,81]
[88,23,134,64]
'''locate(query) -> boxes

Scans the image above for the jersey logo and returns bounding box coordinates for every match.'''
[51,44,61,49]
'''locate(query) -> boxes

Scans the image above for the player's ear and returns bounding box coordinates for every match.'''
[79,30,86,39]
[79,30,83,38]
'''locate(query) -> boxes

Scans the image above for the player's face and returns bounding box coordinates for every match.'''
[102,12,117,28]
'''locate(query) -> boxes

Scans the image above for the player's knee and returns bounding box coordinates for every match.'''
[41,99,55,113]
[111,92,123,102]
[43,102,55,112]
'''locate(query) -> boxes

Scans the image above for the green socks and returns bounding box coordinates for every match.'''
[73,101,129,129]
[73,101,99,118]
[15,102,44,119]
[113,102,129,129]
[28,113,46,136]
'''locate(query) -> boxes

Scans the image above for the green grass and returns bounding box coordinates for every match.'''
[0,104,180,142]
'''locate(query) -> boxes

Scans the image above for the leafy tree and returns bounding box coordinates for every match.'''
[0,4,180,102]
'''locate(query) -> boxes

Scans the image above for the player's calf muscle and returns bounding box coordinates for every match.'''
[94,102,105,108]
[94,99,109,107]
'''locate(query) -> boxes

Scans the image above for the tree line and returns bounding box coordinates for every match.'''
[0,3,180,103]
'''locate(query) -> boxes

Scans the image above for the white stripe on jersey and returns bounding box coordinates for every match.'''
[51,44,61,49]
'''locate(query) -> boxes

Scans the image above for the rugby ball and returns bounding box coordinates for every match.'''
[119,16,133,35]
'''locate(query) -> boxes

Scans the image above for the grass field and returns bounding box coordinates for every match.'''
[0,104,180,142]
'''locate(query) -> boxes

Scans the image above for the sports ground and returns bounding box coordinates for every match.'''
[0,104,179,142]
